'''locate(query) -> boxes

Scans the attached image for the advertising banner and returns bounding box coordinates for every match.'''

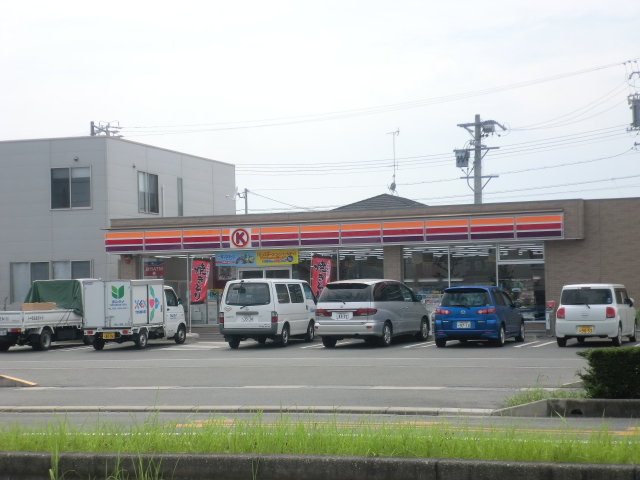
[215,251,256,266]
[257,249,298,265]
[311,257,332,298]
[143,260,164,278]
[189,259,211,304]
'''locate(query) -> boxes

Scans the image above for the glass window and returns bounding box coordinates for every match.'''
[10,263,30,303]
[498,263,545,321]
[450,246,496,287]
[302,284,314,300]
[493,291,505,306]
[501,291,515,307]
[265,269,290,279]
[385,283,404,302]
[403,246,449,294]
[275,284,290,303]
[373,282,388,302]
[53,261,71,279]
[287,284,304,303]
[319,283,371,303]
[138,171,159,214]
[225,282,270,306]
[31,262,49,282]
[561,288,613,305]
[53,260,92,279]
[441,288,492,308]
[338,248,383,280]
[71,261,91,278]
[165,288,179,307]
[499,243,544,261]
[399,284,415,302]
[51,167,91,209]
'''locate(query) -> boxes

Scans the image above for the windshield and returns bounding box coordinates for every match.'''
[319,283,372,303]
[225,283,271,306]
[561,288,612,305]
[441,289,493,308]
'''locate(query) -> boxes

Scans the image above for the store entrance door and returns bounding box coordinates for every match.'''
[238,267,292,279]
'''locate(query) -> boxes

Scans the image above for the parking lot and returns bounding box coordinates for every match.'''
[3,329,636,414]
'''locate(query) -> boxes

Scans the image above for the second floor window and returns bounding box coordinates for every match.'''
[51,167,91,209]
[138,171,159,214]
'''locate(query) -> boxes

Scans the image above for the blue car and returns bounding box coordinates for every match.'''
[434,286,525,347]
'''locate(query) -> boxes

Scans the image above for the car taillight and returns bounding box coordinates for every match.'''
[219,313,224,324]
[122,330,129,334]
[316,309,331,317]
[556,307,565,319]
[435,308,450,315]
[271,311,278,323]
[477,308,497,314]
[86,330,94,335]
[354,308,377,316]
[606,307,616,318]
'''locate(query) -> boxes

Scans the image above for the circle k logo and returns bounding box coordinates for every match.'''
[231,228,250,248]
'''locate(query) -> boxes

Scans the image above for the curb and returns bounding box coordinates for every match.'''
[0,452,637,480]
[0,375,37,388]
[0,405,494,415]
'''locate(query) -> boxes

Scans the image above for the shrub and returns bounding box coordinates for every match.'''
[577,347,640,399]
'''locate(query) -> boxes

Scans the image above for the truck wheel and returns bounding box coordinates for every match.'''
[134,330,148,349]
[32,330,52,351]
[174,325,186,344]
[0,344,10,352]
[93,338,105,350]
[322,336,337,348]
[228,338,240,349]
[435,338,447,348]
[304,321,315,342]
[279,324,290,347]
[557,337,567,347]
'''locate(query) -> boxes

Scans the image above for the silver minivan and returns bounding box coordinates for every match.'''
[314,279,431,347]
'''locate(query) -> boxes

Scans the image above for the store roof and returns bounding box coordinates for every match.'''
[332,193,427,212]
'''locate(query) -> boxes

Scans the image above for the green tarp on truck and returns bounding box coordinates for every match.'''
[24,280,84,316]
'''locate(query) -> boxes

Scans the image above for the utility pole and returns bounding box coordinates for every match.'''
[455,115,506,204]
[90,121,123,137]
[387,129,400,194]
[237,188,249,214]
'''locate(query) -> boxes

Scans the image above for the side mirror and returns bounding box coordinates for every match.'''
[177,298,182,305]
[627,298,634,307]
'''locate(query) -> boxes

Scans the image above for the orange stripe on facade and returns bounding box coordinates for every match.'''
[105,232,143,239]
[471,218,513,226]
[516,215,562,224]
[383,221,423,229]
[145,231,181,238]
[261,226,299,234]
[426,219,468,227]
[341,223,381,231]
[301,225,340,232]
[183,229,220,237]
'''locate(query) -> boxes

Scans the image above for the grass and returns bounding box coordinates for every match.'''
[0,412,638,465]
[503,385,587,408]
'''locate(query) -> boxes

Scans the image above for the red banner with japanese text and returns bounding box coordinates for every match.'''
[311,257,332,298]
[189,259,211,304]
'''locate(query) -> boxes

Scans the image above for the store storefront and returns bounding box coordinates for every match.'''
[106,197,640,327]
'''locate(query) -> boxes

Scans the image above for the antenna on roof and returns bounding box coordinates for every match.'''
[387,128,400,195]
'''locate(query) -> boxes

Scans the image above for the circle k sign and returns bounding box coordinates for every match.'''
[231,228,251,248]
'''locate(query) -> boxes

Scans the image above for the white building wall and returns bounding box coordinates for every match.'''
[0,136,235,310]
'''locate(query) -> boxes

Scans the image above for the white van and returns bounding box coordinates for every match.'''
[555,283,638,347]
[218,279,317,348]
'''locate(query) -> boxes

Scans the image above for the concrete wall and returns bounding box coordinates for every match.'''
[1,451,637,480]
[0,137,235,310]
[545,197,640,309]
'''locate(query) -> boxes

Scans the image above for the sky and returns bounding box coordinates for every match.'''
[1,1,639,214]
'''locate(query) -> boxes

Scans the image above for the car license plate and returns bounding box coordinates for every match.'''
[102,332,115,339]
[457,321,471,329]
[578,326,594,334]
[241,316,254,322]
[334,312,352,320]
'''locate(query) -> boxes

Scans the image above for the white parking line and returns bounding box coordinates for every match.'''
[513,341,539,348]
[300,344,325,349]
[403,342,434,349]
[531,341,557,348]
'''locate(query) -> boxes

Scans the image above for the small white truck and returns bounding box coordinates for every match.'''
[82,279,187,351]
[0,279,91,351]
[0,279,187,352]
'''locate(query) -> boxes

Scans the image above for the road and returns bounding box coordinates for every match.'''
[2,330,631,410]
